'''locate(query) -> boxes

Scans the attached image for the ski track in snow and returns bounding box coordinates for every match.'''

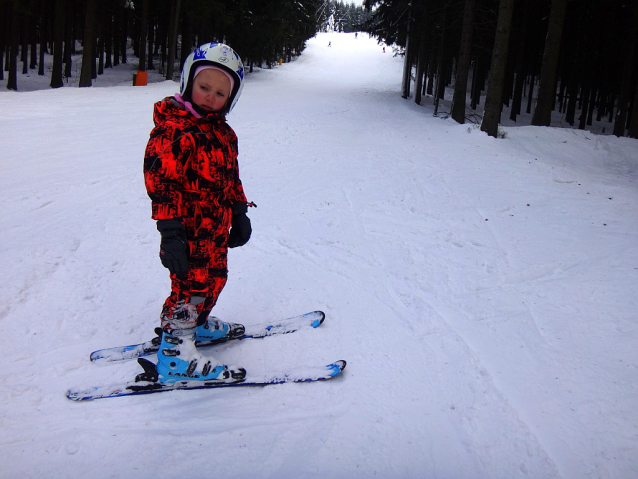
[1,32,638,478]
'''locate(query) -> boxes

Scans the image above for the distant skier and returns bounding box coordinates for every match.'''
[328,41,332,47]
[355,33,358,39]
[383,47,386,53]
[143,43,252,384]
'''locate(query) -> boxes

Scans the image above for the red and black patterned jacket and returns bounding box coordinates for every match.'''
[143,97,247,222]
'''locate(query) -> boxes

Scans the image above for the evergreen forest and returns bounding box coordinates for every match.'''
[363,0,638,138]
[2,0,637,138]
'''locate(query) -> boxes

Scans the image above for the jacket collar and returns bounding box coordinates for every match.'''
[173,93,226,122]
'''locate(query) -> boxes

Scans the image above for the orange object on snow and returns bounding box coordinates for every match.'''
[134,71,148,86]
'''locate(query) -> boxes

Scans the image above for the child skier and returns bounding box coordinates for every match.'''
[143,43,251,384]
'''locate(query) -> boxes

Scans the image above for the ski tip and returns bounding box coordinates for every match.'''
[90,348,127,363]
[310,311,326,328]
[328,360,347,377]
[90,350,111,362]
[66,389,96,401]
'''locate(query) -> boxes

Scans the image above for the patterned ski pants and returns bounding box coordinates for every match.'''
[160,206,232,331]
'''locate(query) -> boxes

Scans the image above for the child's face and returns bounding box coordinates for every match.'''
[191,69,232,113]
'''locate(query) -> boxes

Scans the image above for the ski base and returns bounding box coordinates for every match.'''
[90,311,325,364]
[67,360,346,401]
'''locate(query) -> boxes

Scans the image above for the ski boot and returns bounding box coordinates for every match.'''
[150,317,245,349]
[155,328,246,384]
[196,316,245,343]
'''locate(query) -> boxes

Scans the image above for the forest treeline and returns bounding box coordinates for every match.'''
[1,0,323,89]
[3,0,637,138]
[362,0,638,138]
[318,1,370,33]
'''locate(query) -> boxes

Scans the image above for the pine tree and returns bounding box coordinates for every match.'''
[50,0,65,88]
[480,0,514,138]
[451,0,477,124]
[79,0,99,87]
[531,0,568,127]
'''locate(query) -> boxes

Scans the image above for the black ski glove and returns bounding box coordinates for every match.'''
[228,203,252,248]
[156,219,189,276]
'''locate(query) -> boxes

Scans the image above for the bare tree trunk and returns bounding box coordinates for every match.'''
[63,0,73,79]
[427,55,435,95]
[96,2,105,75]
[30,13,38,70]
[531,0,568,126]
[629,82,638,138]
[79,0,98,87]
[121,5,128,64]
[414,31,427,105]
[138,0,148,72]
[7,3,19,90]
[0,1,8,81]
[526,74,535,113]
[470,54,484,110]
[401,3,414,99]
[147,18,154,71]
[578,82,591,130]
[21,14,28,74]
[451,0,477,124]
[113,4,120,66]
[38,1,46,76]
[166,0,181,81]
[50,0,65,88]
[481,0,515,137]
[613,2,638,136]
[105,10,113,69]
[97,34,104,75]
[433,5,448,116]
[509,0,531,122]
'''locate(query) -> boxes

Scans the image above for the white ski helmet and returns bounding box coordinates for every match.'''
[180,42,245,113]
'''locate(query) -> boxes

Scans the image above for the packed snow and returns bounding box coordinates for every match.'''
[1,32,637,479]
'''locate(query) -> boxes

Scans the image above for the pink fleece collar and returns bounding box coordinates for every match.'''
[174,93,202,118]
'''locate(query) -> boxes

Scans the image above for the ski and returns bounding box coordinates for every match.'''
[66,359,346,401]
[90,311,326,364]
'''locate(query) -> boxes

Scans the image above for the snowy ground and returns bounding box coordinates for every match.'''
[1,32,637,479]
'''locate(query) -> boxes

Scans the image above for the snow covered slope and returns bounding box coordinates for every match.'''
[1,32,637,479]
